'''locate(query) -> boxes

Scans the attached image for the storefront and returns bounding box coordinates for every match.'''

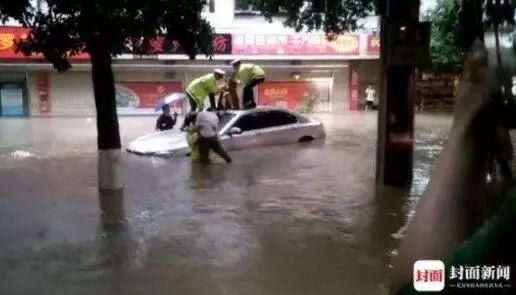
[349,34,381,111]
[0,26,380,117]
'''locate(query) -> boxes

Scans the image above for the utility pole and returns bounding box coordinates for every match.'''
[376,0,429,189]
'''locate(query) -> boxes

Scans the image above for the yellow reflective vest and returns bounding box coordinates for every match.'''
[236,63,265,85]
[186,74,224,104]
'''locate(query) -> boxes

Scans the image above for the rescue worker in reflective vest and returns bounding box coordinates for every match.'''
[231,59,265,109]
[181,69,226,130]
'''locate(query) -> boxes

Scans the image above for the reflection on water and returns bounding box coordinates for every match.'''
[0,114,452,295]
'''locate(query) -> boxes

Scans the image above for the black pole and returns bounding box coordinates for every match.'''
[376,0,420,189]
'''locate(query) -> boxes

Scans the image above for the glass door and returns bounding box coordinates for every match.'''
[0,84,25,117]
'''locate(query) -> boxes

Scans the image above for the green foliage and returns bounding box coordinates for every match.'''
[0,0,32,23]
[0,0,215,71]
[424,0,464,71]
[240,0,374,34]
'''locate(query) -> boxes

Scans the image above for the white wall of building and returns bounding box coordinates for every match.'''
[205,0,379,34]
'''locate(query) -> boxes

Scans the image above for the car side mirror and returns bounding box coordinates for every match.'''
[228,127,242,135]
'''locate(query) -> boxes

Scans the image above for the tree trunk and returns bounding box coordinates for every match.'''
[88,42,124,224]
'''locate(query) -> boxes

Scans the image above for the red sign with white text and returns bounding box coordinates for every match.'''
[233,34,360,55]
[115,81,183,109]
[149,34,232,55]
[258,81,330,112]
[0,26,232,60]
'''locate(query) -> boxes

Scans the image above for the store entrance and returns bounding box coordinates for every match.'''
[0,82,27,117]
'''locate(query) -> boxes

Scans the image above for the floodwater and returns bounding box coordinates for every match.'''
[0,113,452,295]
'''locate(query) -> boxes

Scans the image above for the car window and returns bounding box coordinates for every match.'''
[265,111,298,127]
[233,111,298,132]
[233,112,270,132]
[217,112,236,130]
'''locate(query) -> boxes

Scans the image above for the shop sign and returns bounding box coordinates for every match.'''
[258,81,330,112]
[232,34,360,55]
[0,27,36,59]
[149,34,232,55]
[0,26,232,59]
[0,26,89,60]
[367,34,380,55]
[115,81,183,111]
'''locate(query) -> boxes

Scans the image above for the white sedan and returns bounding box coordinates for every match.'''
[127,107,326,156]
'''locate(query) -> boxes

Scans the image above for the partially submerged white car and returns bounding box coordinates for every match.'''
[127,107,326,156]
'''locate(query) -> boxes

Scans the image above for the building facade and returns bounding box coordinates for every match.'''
[0,0,380,117]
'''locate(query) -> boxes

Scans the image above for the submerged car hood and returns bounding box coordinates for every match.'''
[127,130,188,155]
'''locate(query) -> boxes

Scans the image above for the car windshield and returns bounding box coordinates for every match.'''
[218,112,236,130]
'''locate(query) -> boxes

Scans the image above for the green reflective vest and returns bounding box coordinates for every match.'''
[236,63,265,85]
[186,74,223,104]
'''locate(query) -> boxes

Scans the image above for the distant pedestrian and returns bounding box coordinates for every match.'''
[365,84,376,111]
[194,110,232,164]
[231,59,265,109]
[155,104,177,131]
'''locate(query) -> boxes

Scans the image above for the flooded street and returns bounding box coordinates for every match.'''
[0,113,451,295]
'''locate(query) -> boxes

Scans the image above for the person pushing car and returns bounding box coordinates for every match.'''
[194,109,232,164]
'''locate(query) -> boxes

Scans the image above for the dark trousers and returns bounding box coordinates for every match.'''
[187,93,198,112]
[198,136,232,164]
[181,93,198,130]
[243,77,265,109]
[365,101,374,111]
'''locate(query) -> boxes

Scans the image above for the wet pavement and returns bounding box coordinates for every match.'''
[0,113,452,295]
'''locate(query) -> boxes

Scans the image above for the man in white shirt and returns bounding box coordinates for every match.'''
[195,110,232,164]
[365,84,376,111]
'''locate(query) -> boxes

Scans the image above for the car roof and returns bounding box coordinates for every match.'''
[223,106,295,115]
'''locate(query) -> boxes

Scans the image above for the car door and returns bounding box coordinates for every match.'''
[224,111,270,150]
[258,111,301,146]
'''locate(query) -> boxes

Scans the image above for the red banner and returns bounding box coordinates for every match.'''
[349,68,360,111]
[0,26,231,60]
[0,27,36,59]
[233,34,360,55]
[37,73,50,113]
[367,34,380,55]
[115,81,183,109]
[149,34,232,55]
[258,81,330,112]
